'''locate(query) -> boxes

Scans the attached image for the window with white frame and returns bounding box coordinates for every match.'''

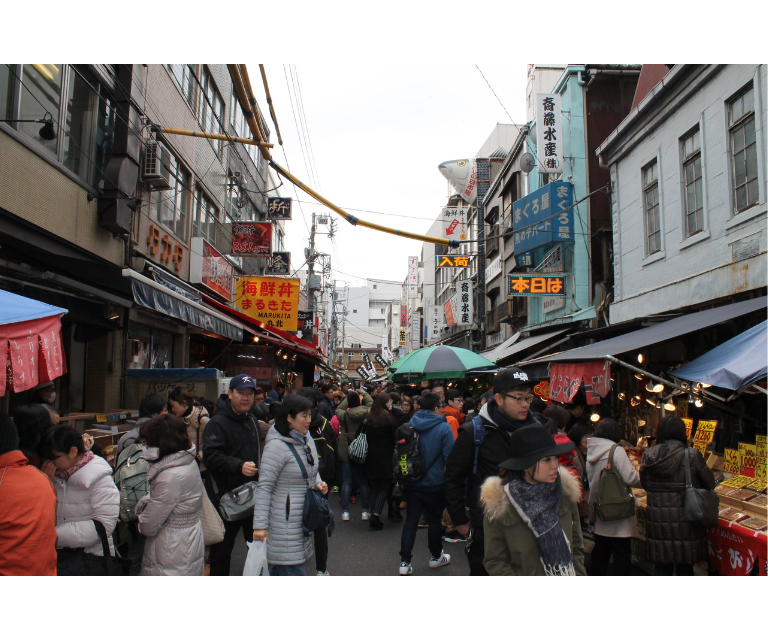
[643,160,661,255]
[200,68,225,156]
[150,149,190,241]
[728,84,759,213]
[681,128,703,236]
[193,186,220,248]
[167,65,196,108]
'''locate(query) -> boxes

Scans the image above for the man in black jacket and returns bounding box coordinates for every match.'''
[316,384,335,422]
[203,374,261,576]
[444,367,541,575]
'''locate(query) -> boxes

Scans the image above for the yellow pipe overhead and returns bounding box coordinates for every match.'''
[150,125,273,148]
[239,64,268,144]
[259,64,284,146]
[228,64,269,159]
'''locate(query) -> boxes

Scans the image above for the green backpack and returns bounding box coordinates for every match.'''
[113,443,150,523]
[594,444,635,522]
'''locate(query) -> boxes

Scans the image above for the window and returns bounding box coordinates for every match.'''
[18,64,62,156]
[373,284,377,289]
[193,187,220,247]
[643,161,661,255]
[200,68,225,156]
[352,309,357,313]
[681,128,703,236]
[1,64,13,119]
[126,324,174,370]
[150,150,190,241]
[729,84,759,213]
[167,65,196,108]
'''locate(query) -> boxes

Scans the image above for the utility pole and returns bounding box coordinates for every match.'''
[307,212,317,314]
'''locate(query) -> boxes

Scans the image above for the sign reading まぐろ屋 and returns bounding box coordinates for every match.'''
[511,182,574,255]
[235,276,300,332]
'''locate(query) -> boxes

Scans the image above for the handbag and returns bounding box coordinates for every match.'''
[286,442,334,537]
[200,490,225,545]
[211,476,259,522]
[347,416,368,464]
[595,444,636,522]
[682,446,719,529]
[57,520,129,576]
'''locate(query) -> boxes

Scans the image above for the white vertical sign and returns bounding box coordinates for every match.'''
[411,311,421,350]
[407,256,418,297]
[426,305,444,343]
[456,279,473,327]
[536,93,563,174]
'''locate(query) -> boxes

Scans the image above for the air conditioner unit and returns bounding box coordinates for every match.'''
[142,141,173,190]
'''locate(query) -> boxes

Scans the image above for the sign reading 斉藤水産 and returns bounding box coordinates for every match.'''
[536,93,563,174]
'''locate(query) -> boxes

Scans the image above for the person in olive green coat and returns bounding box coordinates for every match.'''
[335,390,373,520]
[479,425,586,576]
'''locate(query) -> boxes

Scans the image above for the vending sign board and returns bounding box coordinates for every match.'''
[190,237,233,301]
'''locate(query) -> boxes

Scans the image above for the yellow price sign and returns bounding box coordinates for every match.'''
[723,448,741,475]
[719,475,754,489]
[682,418,694,440]
[756,463,766,480]
[757,444,767,460]
[96,414,107,423]
[747,479,767,492]
[756,435,767,446]
[694,420,717,443]
[739,443,758,470]
[692,442,708,457]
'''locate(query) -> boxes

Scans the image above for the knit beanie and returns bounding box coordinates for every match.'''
[0,414,20,456]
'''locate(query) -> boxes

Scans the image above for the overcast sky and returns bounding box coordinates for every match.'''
[263,63,529,288]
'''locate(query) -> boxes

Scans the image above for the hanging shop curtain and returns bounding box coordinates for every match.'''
[549,361,611,405]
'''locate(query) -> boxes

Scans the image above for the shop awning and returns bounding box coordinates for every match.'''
[671,320,767,391]
[519,296,767,365]
[0,289,68,395]
[479,332,521,362]
[493,329,570,364]
[122,269,244,341]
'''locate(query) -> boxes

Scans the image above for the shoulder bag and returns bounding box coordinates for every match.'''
[199,490,225,545]
[57,520,129,576]
[286,442,334,537]
[682,447,719,529]
[211,475,258,522]
[347,416,369,464]
[595,444,636,522]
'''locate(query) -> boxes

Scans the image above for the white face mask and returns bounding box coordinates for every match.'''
[143,446,160,461]
[44,391,56,404]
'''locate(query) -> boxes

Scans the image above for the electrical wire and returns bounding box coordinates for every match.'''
[291,65,323,194]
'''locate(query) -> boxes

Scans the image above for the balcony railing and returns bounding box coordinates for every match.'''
[485,298,525,334]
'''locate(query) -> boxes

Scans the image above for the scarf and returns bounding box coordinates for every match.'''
[504,473,575,576]
[488,400,539,433]
[55,450,95,480]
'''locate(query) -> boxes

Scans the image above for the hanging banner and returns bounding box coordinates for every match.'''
[426,305,443,343]
[398,329,407,346]
[457,279,473,327]
[411,311,421,350]
[190,237,234,301]
[356,365,369,380]
[2,315,67,395]
[266,252,290,275]
[400,305,408,327]
[536,93,563,173]
[444,298,456,328]
[512,182,574,255]
[235,276,300,331]
[407,256,418,297]
[296,310,314,341]
[267,197,292,220]
[441,206,470,240]
[550,361,611,405]
[231,221,272,257]
[374,353,388,368]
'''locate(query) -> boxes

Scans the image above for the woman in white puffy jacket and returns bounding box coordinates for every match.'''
[40,426,120,574]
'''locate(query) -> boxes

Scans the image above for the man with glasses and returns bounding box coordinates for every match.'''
[444,367,541,575]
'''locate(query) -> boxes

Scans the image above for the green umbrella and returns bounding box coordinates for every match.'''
[387,345,497,383]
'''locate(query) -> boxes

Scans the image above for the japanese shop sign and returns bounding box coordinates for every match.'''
[457,280,473,327]
[738,442,758,476]
[374,353,389,368]
[234,276,300,331]
[692,442,708,457]
[267,197,292,220]
[682,418,694,441]
[296,310,314,341]
[550,361,611,405]
[382,346,394,363]
[441,206,470,240]
[436,255,470,268]
[757,435,767,460]
[444,298,456,328]
[694,419,717,444]
[438,159,478,204]
[356,365,370,380]
[400,305,408,327]
[426,305,443,343]
[536,93,563,173]
[517,252,534,267]
[190,237,233,301]
[398,329,407,346]
[266,252,290,275]
[512,182,574,255]
[508,274,565,297]
[147,224,184,271]
[723,448,740,475]
[411,311,421,350]
[485,256,502,284]
[231,221,272,257]
[407,256,418,298]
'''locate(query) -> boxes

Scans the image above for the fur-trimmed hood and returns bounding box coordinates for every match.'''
[480,466,581,522]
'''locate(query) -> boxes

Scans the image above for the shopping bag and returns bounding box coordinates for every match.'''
[200,491,225,546]
[243,541,269,577]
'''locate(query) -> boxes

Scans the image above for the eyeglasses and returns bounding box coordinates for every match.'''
[503,394,535,404]
[304,445,315,467]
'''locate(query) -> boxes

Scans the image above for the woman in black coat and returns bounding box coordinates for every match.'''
[363,393,399,530]
[640,416,716,576]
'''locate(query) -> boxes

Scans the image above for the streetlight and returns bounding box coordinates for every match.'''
[0,112,56,140]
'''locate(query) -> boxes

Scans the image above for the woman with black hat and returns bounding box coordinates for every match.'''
[479,424,586,576]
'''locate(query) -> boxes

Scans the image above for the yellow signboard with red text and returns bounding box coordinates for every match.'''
[235,277,300,332]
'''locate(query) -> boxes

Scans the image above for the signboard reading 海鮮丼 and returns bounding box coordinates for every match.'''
[235,276,300,332]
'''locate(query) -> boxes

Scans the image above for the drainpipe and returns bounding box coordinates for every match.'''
[576,70,587,87]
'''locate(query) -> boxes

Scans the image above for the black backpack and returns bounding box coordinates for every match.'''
[393,423,444,484]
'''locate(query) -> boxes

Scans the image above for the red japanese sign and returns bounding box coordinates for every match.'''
[707,522,767,576]
[1,315,67,396]
[231,222,272,257]
[190,238,233,301]
[444,299,456,327]
[549,361,611,405]
[400,305,407,328]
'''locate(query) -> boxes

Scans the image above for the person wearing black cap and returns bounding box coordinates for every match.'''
[444,367,542,575]
[479,424,586,575]
[203,373,262,576]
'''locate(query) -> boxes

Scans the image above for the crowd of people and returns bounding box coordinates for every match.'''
[0,368,716,576]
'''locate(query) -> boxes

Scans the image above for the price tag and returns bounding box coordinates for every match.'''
[757,443,767,460]
[756,463,767,481]
[110,425,119,435]
[96,414,107,423]
[130,411,140,418]
[109,413,119,422]
[692,442,708,457]
[757,435,767,446]
[747,479,767,492]
[682,418,694,440]
[719,475,754,489]
[694,420,717,443]
[724,448,741,475]
[119,413,127,420]
[739,443,758,470]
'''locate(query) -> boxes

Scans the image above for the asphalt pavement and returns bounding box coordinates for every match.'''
[229,491,468,576]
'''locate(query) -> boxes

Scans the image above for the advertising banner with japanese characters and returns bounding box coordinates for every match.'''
[411,311,421,350]
[374,353,389,368]
[435,255,470,269]
[456,279,473,327]
[444,298,456,328]
[190,237,234,301]
[231,221,272,257]
[267,197,292,220]
[426,305,443,343]
[407,256,418,297]
[512,182,574,255]
[400,305,408,327]
[508,274,565,297]
[382,346,394,363]
[296,310,314,341]
[550,361,611,405]
[266,252,290,275]
[441,206,470,240]
[536,93,563,173]
[234,276,300,331]
[398,328,407,346]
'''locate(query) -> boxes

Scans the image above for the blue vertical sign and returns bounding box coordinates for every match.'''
[511,182,574,255]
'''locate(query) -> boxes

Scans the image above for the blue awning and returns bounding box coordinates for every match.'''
[0,289,67,325]
[672,320,767,391]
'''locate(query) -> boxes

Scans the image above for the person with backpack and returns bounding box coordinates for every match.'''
[397,392,454,575]
[38,426,120,576]
[116,394,168,458]
[444,368,542,575]
[135,414,205,575]
[335,390,373,522]
[362,393,399,530]
[203,374,262,576]
[442,389,465,439]
[586,418,641,576]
